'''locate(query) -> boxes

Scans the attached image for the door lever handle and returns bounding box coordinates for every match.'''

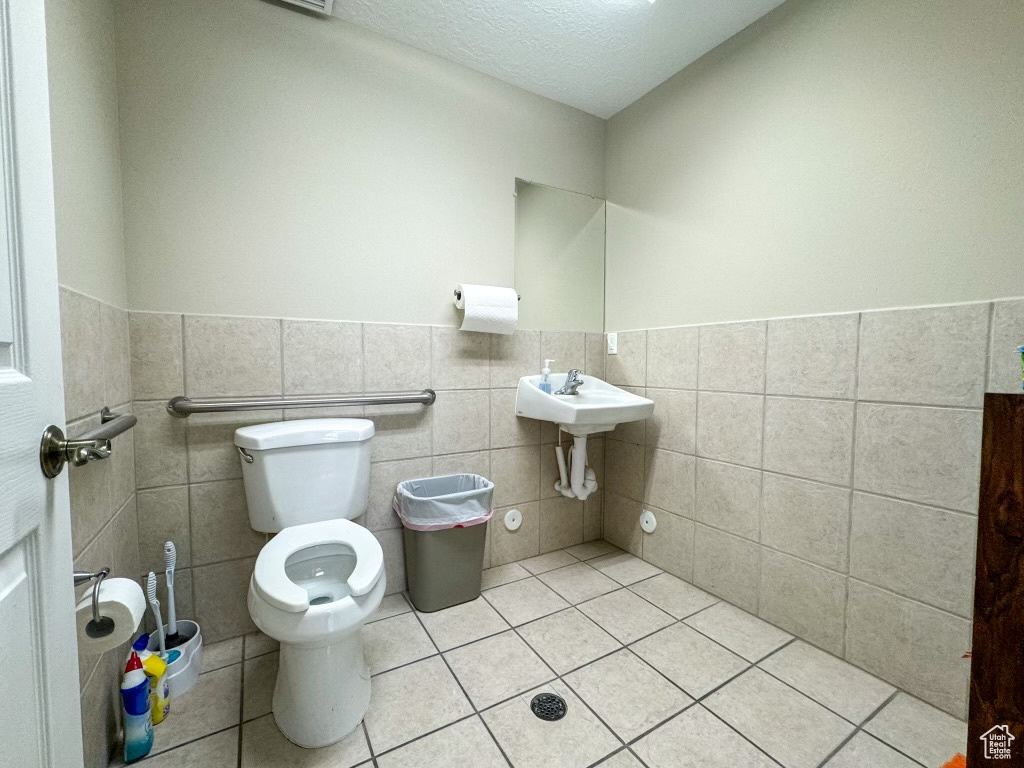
[39,426,112,478]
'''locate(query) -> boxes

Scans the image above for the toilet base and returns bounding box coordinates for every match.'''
[272,629,371,748]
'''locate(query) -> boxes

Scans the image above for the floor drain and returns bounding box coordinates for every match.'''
[530,693,567,721]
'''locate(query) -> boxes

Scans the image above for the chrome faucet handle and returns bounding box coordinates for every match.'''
[555,370,584,396]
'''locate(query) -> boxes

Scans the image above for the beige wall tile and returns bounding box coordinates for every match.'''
[189,480,265,566]
[611,385,647,445]
[989,299,1024,393]
[102,303,132,406]
[137,485,191,573]
[374,528,406,595]
[850,493,976,617]
[368,457,432,531]
[431,327,489,390]
[542,331,586,374]
[759,549,846,656]
[605,330,647,387]
[761,473,850,572]
[583,491,603,542]
[490,330,541,388]
[490,502,540,566]
[603,493,642,556]
[766,314,858,399]
[184,315,282,397]
[540,443,564,500]
[585,333,607,379]
[696,392,763,468]
[282,320,362,395]
[539,496,584,553]
[854,403,982,513]
[362,323,431,392]
[60,288,104,420]
[133,400,188,489]
[698,321,766,394]
[490,446,540,507]
[645,389,696,454]
[187,409,281,484]
[845,581,970,718]
[433,451,489,478]
[605,439,644,501]
[67,415,112,556]
[646,326,698,389]
[78,646,123,768]
[641,508,694,581]
[858,304,989,407]
[365,401,432,462]
[193,557,258,642]
[433,390,490,454]
[108,416,137,510]
[763,397,854,485]
[644,448,695,517]
[491,388,540,448]
[694,458,761,541]
[692,524,760,613]
[129,312,183,400]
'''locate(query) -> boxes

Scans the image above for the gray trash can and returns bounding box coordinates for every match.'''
[393,474,494,613]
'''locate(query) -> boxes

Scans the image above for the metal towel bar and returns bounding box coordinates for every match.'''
[166,389,437,417]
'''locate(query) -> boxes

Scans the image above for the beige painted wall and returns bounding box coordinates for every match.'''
[47,0,127,308]
[115,0,605,326]
[604,0,1024,331]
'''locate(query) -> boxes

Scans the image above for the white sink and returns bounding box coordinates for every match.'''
[515,373,654,436]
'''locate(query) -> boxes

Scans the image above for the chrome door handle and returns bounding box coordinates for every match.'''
[39,425,113,478]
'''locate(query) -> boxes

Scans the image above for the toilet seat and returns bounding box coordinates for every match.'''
[252,519,384,613]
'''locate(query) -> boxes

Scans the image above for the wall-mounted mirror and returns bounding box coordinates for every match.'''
[514,180,605,333]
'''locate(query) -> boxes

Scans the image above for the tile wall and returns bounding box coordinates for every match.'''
[127,314,607,643]
[603,297,1024,720]
[60,288,138,768]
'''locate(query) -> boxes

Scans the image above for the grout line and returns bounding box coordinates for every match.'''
[842,311,863,660]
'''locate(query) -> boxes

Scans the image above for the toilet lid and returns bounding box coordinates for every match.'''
[253,519,384,613]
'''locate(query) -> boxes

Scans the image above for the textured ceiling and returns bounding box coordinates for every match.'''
[330,0,784,118]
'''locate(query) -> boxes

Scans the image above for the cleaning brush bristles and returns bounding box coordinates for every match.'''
[146,571,158,603]
[164,541,176,571]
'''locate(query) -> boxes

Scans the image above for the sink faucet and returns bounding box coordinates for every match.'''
[555,369,584,396]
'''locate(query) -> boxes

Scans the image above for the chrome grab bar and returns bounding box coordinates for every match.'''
[39,407,137,479]
[166,389,437,417]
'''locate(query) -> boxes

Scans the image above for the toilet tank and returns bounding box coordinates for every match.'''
[234,419,374,533]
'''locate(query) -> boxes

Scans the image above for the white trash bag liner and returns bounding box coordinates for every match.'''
[393,474,494,531]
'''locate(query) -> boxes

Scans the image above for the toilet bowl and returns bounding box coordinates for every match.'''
[248,519,385,747]
[235,418,384,748]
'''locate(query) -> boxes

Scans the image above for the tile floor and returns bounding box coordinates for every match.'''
[112,541,968,768]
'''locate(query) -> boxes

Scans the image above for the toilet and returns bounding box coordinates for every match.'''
[234,419,386,749]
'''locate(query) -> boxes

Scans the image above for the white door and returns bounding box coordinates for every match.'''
[0,0,84,766]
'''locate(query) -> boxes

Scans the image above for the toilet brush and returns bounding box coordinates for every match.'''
[163,541,183,648]
[146,571,167,659]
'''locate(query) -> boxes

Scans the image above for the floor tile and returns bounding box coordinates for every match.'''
[563,649,692,742]
[203,637,244,672]
[684,602,792,662]
[864,693,968,768]
[590,552,663,585]
[538,562,620,604]
[150,664,241,755]
[577,589,675,644]
[364,656,473,753]
[759,640,896,723]
[242,651,278,721]
[444,630,555,709]
[367,593,412,624]
[632,705,778,768]
[113,728,238,768]
[481,562,532,590]
[565,541,622,561]
[244,631,279,659]
[595,750,647,767]
[483,577,570,626]
[520,550,579,574]
[483,679,620,768]
[824,732,921,768]
[375,716,507,768]
[362,613,436,674]
[629,573,719,619]
[416,596,510,651]
[631,624,749,698]
[240,714,370,768]
[517,608,621,674]
[704,668,854,768]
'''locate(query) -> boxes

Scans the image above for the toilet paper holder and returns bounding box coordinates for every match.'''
[73,567,115,639]
[454,288,520,302]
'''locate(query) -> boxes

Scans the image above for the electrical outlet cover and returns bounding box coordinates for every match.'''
[607,332,618,355]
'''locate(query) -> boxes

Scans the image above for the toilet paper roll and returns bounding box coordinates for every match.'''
[76,577,146,653]
[454,284,518,334]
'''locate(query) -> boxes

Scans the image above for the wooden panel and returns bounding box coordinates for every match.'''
[969,393,1024,765]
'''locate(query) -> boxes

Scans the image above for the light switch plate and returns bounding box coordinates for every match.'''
[607,332,618,355]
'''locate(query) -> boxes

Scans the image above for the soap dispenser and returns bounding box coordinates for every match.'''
[539,359,554,394]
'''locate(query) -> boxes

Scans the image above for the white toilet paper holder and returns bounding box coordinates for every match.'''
[453,288,520,302]
[73,567,115,639]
